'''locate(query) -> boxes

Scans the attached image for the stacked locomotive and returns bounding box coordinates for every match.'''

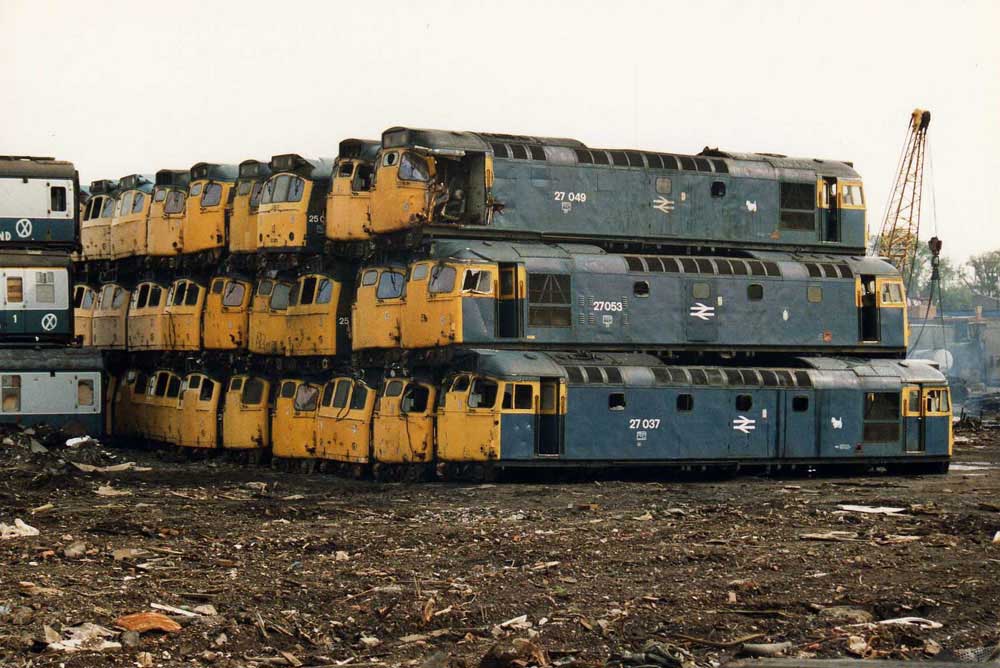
[75,128,952,477]
[0,156,103,434]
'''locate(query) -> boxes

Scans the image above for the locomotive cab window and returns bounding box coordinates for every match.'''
[468,378,498,409]
[428,266,457,294]
[223,282,246,306]
[135,284,150,309]
[349,384,368,410]
[410,264,428,281]
[242,379,265,405]
[880,281,904,306]
[294,385,319,412]
[361,270,378,287]
[111,287,126,309]
[211,279,224,294]
[280,381,297,398]
[201,183,223,207]
[398,153,430,182]
[841,183,865,207]
[229,377,243,392]
[502,384,533,410]
[925,388,950,414]
[184,284,200,306]
[299,277,317,305]
[384,379,405,397]
[377,271,405,299]
[199,379,215,402]
[132,192,146,214]
[164,190,186,214]
[401,384,430,413]
[316,279,333,304]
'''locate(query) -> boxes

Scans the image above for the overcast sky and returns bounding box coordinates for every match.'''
[2,0,997,263]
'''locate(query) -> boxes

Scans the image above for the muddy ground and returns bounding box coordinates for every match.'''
[1,427,999,668]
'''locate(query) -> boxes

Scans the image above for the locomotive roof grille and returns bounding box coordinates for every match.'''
[566,365,813,387]
[624,255,782,277]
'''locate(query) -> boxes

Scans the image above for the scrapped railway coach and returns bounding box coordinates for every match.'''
[355,242,908,357]
[0,156,79,249]
[108,351,949,475]
[0,251,73,345]
[0,348,102,434]
[352,128,868,254]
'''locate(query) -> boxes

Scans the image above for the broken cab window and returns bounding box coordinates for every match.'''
[398,153,430,182]
[461,269,493,295]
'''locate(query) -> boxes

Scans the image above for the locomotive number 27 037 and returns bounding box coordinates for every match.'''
[629,418,661,429]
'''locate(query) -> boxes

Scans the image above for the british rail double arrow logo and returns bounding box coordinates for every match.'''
[689,302,715,320]
[732,415,756,434]
[652,196,675,213]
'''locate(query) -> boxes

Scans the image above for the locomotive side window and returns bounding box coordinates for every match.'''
[361,270,378,287]
[692,282,710,299]
[711,181,726,198]
[880,281,904,305]
[279,381,296,398]
[6,277,23,303]
[735,394,753,411]
[779,182,816,230]
[2,375,21,412]
[841,183,865,207]
[528,273,572,327]
[608,392,626,411]
[153,188,167,203]
[676,394,694,412]
[655,177,672,195]
[73,286,84,308]
[792,396,810,412]
[211,279,224,294]
[633,281,650,297]
[35,272,55,303]
[410,264,429,281]
[50,186,67,212]
[747,284,763,301]
[807,286,823,303]
[461,269,493,295]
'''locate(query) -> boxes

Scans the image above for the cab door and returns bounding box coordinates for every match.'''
[683,279,718,342]
[903,386,925,452]
[820,177,840,243]
[400,382,436,462]
[535,378,563,456]
[728,389,778,459]
[497,263,524,338]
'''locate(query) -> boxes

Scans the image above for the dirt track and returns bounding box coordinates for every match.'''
[1,428,999,667]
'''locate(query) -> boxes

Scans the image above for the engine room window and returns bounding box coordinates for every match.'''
[634,280,650,297]
[735,394,753,411]
[35,272,55,303]
[692,282,710,299]
[792,396,810,412]
[377,271,405,299]
[807,286,823,303]
[608,392,626,411]
[863,392,901,442]
[428,266,457,294]
[655,177,672,195]
[468,378,498,409]
[6,277,23,303]
[201,183,223,207]
[398,153,430,182]
[747,284,764,301]
[676,394,694,412]
[2,375,21,412]
[461,269,493,295]
[528,273,572,327]
[711,181,726,197]
[223,281,246,307]
[779,182,816,230]
[50,186,67,212]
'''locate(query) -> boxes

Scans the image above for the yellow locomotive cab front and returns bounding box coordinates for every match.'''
[73,284,98,346]
[164,279,206,351]
[373,378,436,464]
[109,174,154,260]
[92,283,130,349]
[248,278,292,355]
[368,149,435,234]
[402,261,495,348]
[146,170,190,258]
[203,276,252,350]
[352,266,405,350]
[178,373,223,449]
[222,376,272,452]
[325,139,378,240]
[126,282,169,351]
[230,160,270,254]
[285,274,343,356]
[80,181,119,262]
[315,378,376,464]
[435,374,502,462]
[272,379,320,460]
[181,163,237,259]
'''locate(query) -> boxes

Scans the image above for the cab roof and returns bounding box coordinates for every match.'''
[155,169,191,188]
[238,159,272,180]
[0,156,76,180]
[269,154,336,180]
[190,163,238,182]
[338,139,380,162]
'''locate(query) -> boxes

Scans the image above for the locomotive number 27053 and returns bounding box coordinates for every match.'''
[592,301,623,312]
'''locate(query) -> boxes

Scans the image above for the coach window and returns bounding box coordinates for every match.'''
[735,394,753,411]
[50,186,67,212]
[676,393,694,412]
[747,284,764,301]
[398,153,430,182]
[428,265,457,294]
[461,269,493,295]
[6,277,23,303]
[634,280,650,297]
[35,272,55,303]
[655,177,672,195]
[75,378,94,407]
[608,392,626,411]
[807,286,823,303]
[2,375,21,412]
[468,378,498,409]
[692,282,710,299]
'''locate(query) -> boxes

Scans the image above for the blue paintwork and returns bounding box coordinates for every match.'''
[0,217,75,244]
